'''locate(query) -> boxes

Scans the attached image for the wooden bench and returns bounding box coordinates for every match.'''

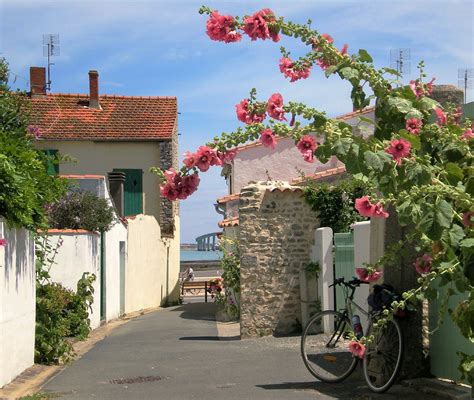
[181,281,209,302]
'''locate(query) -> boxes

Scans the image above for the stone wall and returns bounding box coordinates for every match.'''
[159,123,179,236]
[239,181,319,338]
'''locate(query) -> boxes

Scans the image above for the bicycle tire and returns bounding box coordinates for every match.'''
[363,317,403,393]
[301,310,358,383]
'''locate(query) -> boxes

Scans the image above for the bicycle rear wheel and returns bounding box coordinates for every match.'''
[301,310,358,383]
[363,317,403,393]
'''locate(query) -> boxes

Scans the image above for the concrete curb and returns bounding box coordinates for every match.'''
[0,307,161,400]
[402,378,472,400]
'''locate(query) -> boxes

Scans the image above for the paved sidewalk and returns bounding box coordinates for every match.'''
[42,303,446,399]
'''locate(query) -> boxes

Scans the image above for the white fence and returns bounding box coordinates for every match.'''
[0,222,36,388]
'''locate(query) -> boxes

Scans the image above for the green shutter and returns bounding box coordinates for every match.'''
[113,169,143,216]
[41,149,59,175]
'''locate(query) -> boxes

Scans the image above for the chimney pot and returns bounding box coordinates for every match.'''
[89,70,100,108]
[30,67,46,95]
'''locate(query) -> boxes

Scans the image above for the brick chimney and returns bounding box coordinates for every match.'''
[88,70,100,108]
[30,67,46,95]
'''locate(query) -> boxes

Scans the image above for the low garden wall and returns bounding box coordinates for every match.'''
[0,221,36,388]
[46,230,101,330]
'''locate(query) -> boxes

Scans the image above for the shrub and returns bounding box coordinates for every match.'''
[219,237,241,319]
[303,179,370,232]
[46,190,115,232]
[35,273,96,364]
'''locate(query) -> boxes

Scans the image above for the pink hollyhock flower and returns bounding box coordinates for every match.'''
[266,93,286,121]
[0,238,7,246]
[340,44,349,56]
[195,145,218,172]
[316,58,331,71]
[463,211,473,228]
[27,125,42,139]
[183,151,198,168]
[373,203,389,219]
[260,128,277,149]
[385,138,411,165]
[296,135,317,154]
[302,150,314,163]
[453,106,463,125]
[405,118,422,135]
[355,196,376,217]
[425,77,435,95]
[206,11,242,43]
[160,183,180,201]
[321,33,334,44]
[461,128,474,141]
[413,254,433,275]
[243,8,279,42]
[236,99,266,124]
[217,149,237,164]
[356,268,383,282]
[409,80,424,98]
[164,169,178,183]
[178,173,201,199]
[279,57,311,82]
[435,107,447,126]
[348,341,366,359]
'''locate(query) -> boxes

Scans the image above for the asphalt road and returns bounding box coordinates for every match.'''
[42,303,444,400]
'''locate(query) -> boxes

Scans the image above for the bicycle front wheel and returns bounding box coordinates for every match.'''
[363,317,403,393]
[301,310,358,383]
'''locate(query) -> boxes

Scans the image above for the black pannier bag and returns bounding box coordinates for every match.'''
[367,284,405,317]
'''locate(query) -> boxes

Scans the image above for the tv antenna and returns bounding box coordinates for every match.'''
[458,68,473,104]
[390,48,411,84]
[43,34,60,91]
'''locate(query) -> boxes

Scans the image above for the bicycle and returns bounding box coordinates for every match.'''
[301,277,403,393]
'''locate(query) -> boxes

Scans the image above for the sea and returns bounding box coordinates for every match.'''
[180,249,222,262]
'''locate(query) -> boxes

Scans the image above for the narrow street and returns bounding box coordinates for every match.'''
[42,303,443,400]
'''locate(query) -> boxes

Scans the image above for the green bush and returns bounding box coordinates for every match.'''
[303,179,370,232]
[219,237,241,319]
[35,273,96,364]
[46,190,115,232]
[0,57,66,230]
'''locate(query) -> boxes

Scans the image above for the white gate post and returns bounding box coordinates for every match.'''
[353,221,371,330]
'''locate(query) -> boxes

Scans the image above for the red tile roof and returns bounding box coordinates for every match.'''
[216,193,240,204]
[218,217,239,228]
[29,94,177,141]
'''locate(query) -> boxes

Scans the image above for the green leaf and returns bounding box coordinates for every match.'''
[400,131,421,151]
[405,108,424,120]
[387,97,413,114]
[445,162,464,185]
[449,224,465,247]
[358,49,373,63]
[406,163,431,185]
[324,65,339,77]
[358,116,376,126]
[340,67,359,81]
[418,96,439,111]
[364,150,384,171]
[435,199,453,228]
[332,138,352,156]
[382,67,402,77]
[460,238,474,249]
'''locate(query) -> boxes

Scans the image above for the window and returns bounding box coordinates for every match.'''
[41,149,59,175]
[113,169,143,216]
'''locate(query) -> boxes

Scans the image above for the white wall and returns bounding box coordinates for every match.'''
[125,215,180,313]
[0,221,35,388]
[232,137,342,193]
[35,141,162,220]
[46,231,101,330]
[353,221,371,330]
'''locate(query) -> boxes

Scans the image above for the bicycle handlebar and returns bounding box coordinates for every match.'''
[329,277,369,288]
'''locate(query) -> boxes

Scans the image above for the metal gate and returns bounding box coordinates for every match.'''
[333,232,355,312]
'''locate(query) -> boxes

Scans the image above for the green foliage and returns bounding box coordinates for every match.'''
[219,237,241,319]
[0,57,66,230]
[35,236,96,364]
[46,190,115,232]
[303,179,369,232]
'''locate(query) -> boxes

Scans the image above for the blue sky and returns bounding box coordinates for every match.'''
[1,0,472,243]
